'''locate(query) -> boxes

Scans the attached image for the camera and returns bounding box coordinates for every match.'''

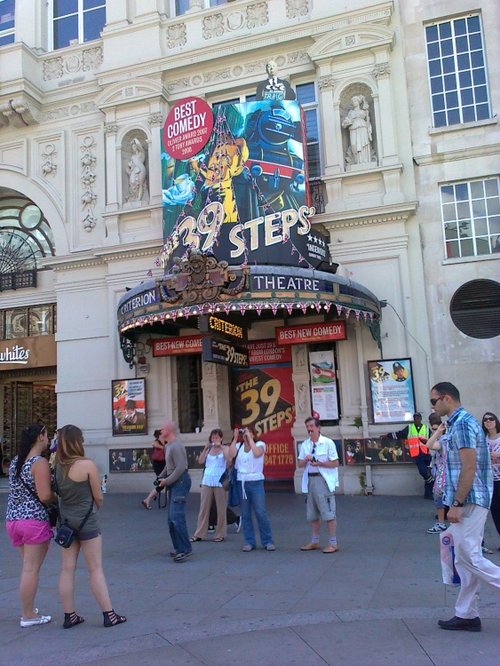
[153,478,162,492]
[239,428,245,434]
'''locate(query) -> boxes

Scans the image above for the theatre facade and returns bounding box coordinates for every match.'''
[1,0,498,491]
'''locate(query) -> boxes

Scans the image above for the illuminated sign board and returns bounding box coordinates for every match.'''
[118,288,158,318]
[161,99,331,271]
[152,335,203,356]
[275,321,347,345]
[198,314,246,343]
[202,337,249,367]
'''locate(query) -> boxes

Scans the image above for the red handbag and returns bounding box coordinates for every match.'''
[150,443,165,462]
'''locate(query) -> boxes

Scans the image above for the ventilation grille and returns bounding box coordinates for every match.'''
[450,279,500,339]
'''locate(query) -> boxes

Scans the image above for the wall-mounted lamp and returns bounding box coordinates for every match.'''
[120,336,136,369]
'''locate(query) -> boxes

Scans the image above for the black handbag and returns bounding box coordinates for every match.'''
[54,502,94,548]
[219,468,230,491]
[54,522,76,548]
[219,444,242,507]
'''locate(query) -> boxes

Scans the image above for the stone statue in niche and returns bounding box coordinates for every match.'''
[342,95,373,166]
[126,137,147,202]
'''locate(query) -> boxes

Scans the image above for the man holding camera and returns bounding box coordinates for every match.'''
[157,421,192,562]
[297,416,340,553]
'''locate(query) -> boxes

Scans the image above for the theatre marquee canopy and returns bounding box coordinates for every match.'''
[117,254,381,345]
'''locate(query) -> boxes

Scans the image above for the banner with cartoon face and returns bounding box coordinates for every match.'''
[161,99,331,272]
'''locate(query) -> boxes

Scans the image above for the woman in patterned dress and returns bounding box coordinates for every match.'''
[5,423,54,627]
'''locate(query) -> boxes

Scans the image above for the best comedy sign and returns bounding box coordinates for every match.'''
[162,97,213,160]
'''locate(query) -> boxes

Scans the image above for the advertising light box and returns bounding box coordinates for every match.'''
[161,98,331,271]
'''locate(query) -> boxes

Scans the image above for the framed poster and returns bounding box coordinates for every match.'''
[344,438,411,465]
[112,378,147,436]
[367,358,416,425]
[309,350,339,421]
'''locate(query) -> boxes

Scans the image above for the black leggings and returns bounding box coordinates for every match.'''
[491,480,500,538]
[209,497,239,526]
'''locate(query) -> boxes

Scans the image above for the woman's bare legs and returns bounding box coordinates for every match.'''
[80,536,113,611]
[58,540,80,613]
[19,542,49,619]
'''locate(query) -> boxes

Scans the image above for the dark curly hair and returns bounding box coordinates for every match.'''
[15,424,47,478]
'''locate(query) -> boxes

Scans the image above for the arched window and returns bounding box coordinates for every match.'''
[0,189,55,291]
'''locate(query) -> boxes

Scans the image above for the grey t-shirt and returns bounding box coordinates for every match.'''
[160,437,188,485]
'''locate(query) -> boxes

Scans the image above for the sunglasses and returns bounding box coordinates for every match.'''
[483,417,495,422]
[430,396,445,406]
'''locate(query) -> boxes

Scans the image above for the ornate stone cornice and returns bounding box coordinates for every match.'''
[286,0,309,19]
[48,244,162,272]
[43,46,103,81]
[322,202,418,230]
[0,96,40,127]
[318,75,336,90]
[148,112,164,127]
[413,142,499,166]
[166,51,309,94]
[40,101,97,123]
[372,62,391,79]
[104,123,119,134]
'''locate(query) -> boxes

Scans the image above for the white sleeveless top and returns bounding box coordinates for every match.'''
[201,451,226,487]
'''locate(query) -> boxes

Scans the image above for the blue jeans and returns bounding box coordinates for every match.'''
[238,480,273,548]
[167,471,191,554]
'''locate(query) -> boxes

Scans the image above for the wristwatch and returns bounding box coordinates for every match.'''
[452,499,464,507]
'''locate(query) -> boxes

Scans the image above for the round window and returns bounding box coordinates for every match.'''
[450,279,500,339]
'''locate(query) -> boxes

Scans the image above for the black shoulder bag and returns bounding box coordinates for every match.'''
[219,443,242,507]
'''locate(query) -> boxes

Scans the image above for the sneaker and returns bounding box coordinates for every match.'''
[20,615,51,628]
[242,544,255,552]
[482,545,494,554]
[300,542,321,551]
[427,522,447,534]
[173,551,192,563]
[235,517,242,533]
[322,544,339,554]
[207,526,215,533]
[265,543,276,551]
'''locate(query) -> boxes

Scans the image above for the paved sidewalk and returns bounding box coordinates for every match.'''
[1,489,499,666]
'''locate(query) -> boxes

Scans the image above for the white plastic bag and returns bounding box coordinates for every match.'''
[440,531,461,585]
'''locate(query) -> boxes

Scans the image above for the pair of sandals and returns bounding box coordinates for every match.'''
[190,536,224,542]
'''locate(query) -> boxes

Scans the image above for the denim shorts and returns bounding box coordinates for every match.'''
[433,493,445,510]
[6,519,52,547]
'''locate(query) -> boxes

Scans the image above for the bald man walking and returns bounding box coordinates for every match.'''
[158,421,192,562]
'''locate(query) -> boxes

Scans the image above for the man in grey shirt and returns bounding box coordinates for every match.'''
[158,421,192,562]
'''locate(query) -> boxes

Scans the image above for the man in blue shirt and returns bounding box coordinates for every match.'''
[430,382,500,632]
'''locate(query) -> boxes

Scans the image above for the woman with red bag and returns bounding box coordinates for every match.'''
[141,430,165,510]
